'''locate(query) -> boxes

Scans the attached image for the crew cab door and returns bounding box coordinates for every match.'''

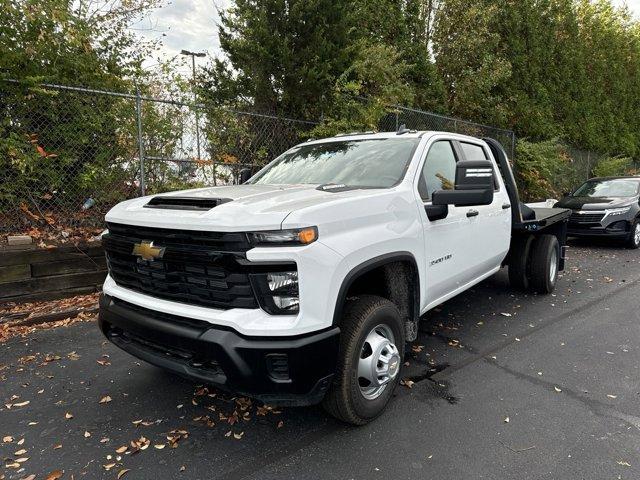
[416,139,476,304]
[455,140,511,278]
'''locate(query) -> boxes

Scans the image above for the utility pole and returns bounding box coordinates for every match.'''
[180,50,206,161]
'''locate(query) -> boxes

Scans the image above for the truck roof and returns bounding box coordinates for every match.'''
[302,130,485,146]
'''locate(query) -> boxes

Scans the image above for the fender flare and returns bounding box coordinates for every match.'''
[332,252,420,326]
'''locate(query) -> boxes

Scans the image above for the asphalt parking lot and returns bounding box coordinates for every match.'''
[2,241,640,480]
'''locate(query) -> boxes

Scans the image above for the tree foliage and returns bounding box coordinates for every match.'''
[207,0,640,163]
[0,0,163,226]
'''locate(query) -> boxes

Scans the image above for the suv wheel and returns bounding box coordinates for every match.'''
[323,295,404,425]
[626,219,640,249]
[529,235,560,294]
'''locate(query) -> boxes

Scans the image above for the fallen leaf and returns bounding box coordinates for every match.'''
[13,401,30,407]
[617,460,631,467]
[15,457,29,463]
[400,379,415,389]
[67,352,80,361]
[554,386,562,392]
[117,469,130,479]
[53,444,63,449]
[103,463,116,471]
[233,432,244,440]
[607,394,618,399]
[46,470,64,480]
[99,395,112,404]
[84,431,91,438]
[14,449,27,455]
[17,439,24,445]
[277,420,284,429]
[154,444,165,450]
[2,436,13,443]
[22,475,36,480]
[65,412,73,419]
[504,416,510,423]
[115,446,128,454]
[500,312,512,317]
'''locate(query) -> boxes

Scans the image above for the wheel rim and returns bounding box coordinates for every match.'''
[634,223,640,245]
[549,247,558,283]
[357,324,401,400]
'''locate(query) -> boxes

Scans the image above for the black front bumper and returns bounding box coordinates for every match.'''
[568,220,632,239]
[99,294,339,406]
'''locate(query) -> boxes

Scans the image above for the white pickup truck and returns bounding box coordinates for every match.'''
[99,130,570,424]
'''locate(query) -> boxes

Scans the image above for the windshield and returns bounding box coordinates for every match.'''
[249,138,420,188]
[572,178,640,198]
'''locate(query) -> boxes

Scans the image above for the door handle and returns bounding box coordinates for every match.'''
[467,209,479,218]
[502,203,511,209]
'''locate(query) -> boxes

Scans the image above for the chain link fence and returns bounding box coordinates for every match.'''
[2,79,521,242]
[378,105,516,160]
[0,81,318,241]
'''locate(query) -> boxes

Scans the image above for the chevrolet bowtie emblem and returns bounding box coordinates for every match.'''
[132,241,165,261]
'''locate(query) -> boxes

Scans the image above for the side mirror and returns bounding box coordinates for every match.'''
[432,160,494,207]
[563,191,571,197]
[238,168,252,184]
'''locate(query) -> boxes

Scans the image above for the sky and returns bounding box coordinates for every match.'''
[132,0,231,75]
[134,0,640,75]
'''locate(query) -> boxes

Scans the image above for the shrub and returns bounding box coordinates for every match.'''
[592,156,634,178]
[513,138,576,201]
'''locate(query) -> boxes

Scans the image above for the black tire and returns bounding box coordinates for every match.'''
[626,218,640,249]
[529,235,560,294]
[508,235,534,290]
[322,295,404,425]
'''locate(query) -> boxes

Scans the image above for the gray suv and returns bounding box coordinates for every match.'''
[555,177,640,248]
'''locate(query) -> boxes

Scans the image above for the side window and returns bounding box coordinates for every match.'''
[460,141,499,191]
[418,141,457,201]
[460,142,487,160]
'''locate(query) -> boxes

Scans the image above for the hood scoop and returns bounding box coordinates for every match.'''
[144,196,232,211]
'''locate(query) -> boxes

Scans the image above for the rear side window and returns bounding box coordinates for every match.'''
[419,141,457,201]
[460,141,499,190]
[460,142,487,160]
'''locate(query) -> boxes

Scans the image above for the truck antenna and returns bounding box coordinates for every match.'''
[396,124,411,135]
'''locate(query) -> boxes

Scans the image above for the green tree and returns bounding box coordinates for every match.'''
[203,0,352,119]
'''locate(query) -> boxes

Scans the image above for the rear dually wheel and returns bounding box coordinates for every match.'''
[529,234,560,294]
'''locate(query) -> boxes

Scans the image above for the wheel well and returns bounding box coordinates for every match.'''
[333,256,420,338]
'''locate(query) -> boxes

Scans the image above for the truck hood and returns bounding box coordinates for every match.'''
[555,196,637,211]
[105,184,383,231]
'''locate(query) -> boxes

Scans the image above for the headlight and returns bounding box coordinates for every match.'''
[605,206,631,217]
[248,227,318,246]
[250,271,300,314]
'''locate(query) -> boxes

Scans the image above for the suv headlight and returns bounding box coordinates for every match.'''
[250,271,300,314]
[605,206,631,217]
[247,227,318,246]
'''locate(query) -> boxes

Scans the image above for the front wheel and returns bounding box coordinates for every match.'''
[323,295,404,425]
[626,219,640,249]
